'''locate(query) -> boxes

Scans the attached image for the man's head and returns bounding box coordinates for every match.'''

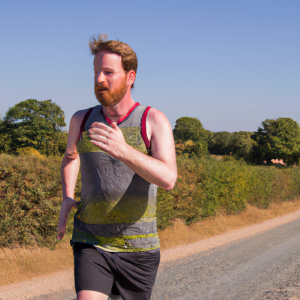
[89,34,138,107]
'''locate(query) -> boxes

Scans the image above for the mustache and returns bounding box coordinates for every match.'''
[95,84,109,91]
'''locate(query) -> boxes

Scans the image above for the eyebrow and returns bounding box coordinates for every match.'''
[94,66,115,72]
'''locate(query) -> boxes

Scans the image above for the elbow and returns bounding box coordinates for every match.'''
[163,184,175,191]
[161,172,177,191]
[65,147,79,160]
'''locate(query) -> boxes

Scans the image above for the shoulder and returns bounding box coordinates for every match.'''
[69,108,94,130]
[147,108,171,129]
[64,108,93,159]
[146,108,173,143]
[72,108,91,123]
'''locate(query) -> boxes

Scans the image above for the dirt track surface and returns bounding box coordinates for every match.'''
[2,209,300,300]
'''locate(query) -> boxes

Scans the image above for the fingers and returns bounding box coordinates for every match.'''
[89,122,122,142]
[57,231,65,240]
[90,139,109,150]
[90,127,112,136]
[111,121,118,130]
[89,133,109,144]
[89,121,126,156]
[90,122,121,136]
[111,122,124,137]
[90,122,111,131]
[89,123,112,141]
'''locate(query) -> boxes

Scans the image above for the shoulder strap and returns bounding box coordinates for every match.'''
[141,106,152,149]
[77,107,94,145]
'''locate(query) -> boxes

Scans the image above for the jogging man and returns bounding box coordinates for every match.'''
[57,34,177,300]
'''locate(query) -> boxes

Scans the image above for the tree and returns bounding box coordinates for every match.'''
[228,131,255,161]
[208,131,232,155]
[173,117,209,156]
[0,99,67,155]
[251,118,300,165]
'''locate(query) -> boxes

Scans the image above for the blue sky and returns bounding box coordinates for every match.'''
[1,0,299,132]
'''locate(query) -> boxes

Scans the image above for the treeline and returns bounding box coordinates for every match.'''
[2,99,300,166]
[173,117,300,165]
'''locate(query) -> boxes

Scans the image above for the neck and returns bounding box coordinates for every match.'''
[102,90,135,122]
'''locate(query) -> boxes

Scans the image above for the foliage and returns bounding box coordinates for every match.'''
[0,154,80,248]
[2,152,300,248]
[208,131,232,155]
[175,140,209,158]
[252,118,300,165]
[208,131,255,161]
[173,117,209,156]
[0,99,67,155]
[16,147,45,158]
[156,155,300,229]
[228,131,255,161]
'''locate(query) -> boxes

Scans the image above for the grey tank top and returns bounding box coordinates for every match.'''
[71,104,160,252]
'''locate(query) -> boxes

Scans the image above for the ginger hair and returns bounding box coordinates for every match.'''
[88,34,138,88]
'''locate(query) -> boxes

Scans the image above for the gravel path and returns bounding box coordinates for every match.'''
[153,218,300,299]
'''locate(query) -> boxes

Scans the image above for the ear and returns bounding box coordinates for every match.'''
[127,70,136,87]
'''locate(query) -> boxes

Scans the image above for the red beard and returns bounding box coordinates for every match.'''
[94,78,128,107]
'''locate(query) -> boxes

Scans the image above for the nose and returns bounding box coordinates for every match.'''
[96,71,106,84]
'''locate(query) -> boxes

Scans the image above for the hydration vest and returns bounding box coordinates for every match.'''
[71,103,160,252]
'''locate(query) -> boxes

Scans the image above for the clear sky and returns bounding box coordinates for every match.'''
[1,0,299,132]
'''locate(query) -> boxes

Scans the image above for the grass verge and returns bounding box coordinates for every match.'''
[2,199,300,287]
[0,236,73,287]
[159,199,300,249]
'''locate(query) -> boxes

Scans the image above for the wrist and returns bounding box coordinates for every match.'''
[117,143,132,162]
[63,196,74,201]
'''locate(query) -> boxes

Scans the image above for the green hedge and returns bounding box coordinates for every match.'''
[157,156,300,229]
[1,154,300,247]
[0,154,80,248]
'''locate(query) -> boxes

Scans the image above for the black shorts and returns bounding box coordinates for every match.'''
[73,243,160,300]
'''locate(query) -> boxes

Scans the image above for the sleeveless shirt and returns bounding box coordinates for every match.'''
[71,103,160,252]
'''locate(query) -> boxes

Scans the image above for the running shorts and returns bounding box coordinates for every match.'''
[72,243,160,300]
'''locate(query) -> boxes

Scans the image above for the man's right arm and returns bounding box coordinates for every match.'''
[56,109,88,240]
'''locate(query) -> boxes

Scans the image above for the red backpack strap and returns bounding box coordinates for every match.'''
[77,107,94,144]
[141,106,152,149]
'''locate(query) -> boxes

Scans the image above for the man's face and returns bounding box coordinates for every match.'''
[94,51,128,107]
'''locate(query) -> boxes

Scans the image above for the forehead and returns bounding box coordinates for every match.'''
[94,51,123,69]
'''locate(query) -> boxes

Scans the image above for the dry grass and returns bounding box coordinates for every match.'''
[2,199,300,287]
[159,199,300,250]
[0,237,73,287]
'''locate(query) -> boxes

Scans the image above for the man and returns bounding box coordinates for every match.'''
[57,34,177,300]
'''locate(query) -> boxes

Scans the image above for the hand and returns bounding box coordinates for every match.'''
[56,198,79,240]
[89,121,128,159]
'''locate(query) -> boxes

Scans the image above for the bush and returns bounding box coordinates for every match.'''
[0,154,80,248]
[2,153,300,248]
[157,156,300,229]
[16,147,45,158]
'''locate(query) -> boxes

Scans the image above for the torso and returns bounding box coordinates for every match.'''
[71,104,160,252]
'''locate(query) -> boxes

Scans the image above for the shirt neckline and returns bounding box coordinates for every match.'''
[101,102,140,125]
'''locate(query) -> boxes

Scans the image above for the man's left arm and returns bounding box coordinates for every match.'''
[89,109,177,190]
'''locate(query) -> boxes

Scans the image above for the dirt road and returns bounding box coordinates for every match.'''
[2,210,300,300]
[153,218,300,299]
